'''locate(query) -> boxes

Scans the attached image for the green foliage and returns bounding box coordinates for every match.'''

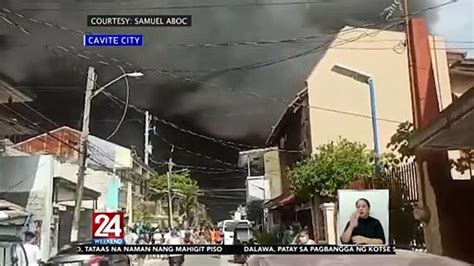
[288,138,373,201]
[134,202,155,223]
[450,150,474,174]
[387,121,415,163]
[388,121,473,174]
[254,228,283,244]
[379,152,401,172]
[149,171,200,225]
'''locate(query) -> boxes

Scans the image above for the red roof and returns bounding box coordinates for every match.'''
[263,193,296,210]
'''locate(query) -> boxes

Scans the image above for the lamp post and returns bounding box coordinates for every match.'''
[331,64,381,176]
[70,67,144,241]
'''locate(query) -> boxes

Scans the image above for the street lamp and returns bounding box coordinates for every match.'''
[331,64,381,176]
[92,71,144,97]
[70,67,144,241]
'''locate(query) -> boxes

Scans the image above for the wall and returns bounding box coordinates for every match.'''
[54,162,118,210]
[267,92,312,197]
[246,176,270,202]
[0,155,55,261]
[449,73,473,97]
[263,149,283,199]
[306,27,452,155]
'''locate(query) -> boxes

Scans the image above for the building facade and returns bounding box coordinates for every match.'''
[0,155,100,260]
[263,26,454,244]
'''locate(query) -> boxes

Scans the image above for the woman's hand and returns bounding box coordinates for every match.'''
[349,212,359,228]
[351,235,368,244]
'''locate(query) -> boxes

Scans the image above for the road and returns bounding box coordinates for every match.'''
[144,255,243,266]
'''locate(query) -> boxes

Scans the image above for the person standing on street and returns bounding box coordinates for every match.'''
[16,231,42,266]
[125,227,139,244]
[164,228,172,243]
[166,230,185,266]
[214,226,222,245]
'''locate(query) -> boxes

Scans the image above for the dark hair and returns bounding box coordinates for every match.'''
[355,198,371,208]
[24,231,36,242]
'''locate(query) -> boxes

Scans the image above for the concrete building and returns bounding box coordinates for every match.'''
[116,155,156,225]
[3,126,153,249]
[12,126,133,212]
[409,38,474,263]
[263,25,454,244]
[0,155,100,261]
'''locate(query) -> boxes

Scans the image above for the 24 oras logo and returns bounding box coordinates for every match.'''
[92,212,125,244]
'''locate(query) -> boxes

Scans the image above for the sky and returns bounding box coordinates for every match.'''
[0,0,472,220]
[430,0,474,55]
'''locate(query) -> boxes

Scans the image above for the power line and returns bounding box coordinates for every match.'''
[65,66,258,151]
[89,75,259,151]
[0,103,123,177]
[153,130,244,169]
[149,157,245,174]
[105,65,130,140]
[60,44,406,126]
[3,1,454,47]
[1,3,453,147]
[0,102,135,173]
[171,38,473,49]
[11,1,361,11]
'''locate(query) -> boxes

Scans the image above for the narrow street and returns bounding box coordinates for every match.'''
[144,255,242,266]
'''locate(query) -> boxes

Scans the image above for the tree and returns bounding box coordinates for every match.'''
[387,121,473,174]
[288,138,374,201]
[134,202,155,223]
[387,121,415,163]
[149,171,200,226]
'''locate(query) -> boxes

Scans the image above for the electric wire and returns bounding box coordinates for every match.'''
[105,65,130,140]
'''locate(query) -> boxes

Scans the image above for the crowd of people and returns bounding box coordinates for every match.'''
[124,224,224,265]
[124,224,223,246]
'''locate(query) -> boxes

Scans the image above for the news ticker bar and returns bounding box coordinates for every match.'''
[87,15,192,27]
[78,245,396,255]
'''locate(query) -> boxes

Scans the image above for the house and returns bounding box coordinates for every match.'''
[0,199,31,265]
[409,43,474,264]
[12,126,133,212]
[263,24,454,244]
[0,155,100,261]
[116,154,156,225]
[3,126,153,242]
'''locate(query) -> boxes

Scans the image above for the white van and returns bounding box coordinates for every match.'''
[221,220,252,245]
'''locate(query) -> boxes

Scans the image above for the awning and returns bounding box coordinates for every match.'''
[53,177,101,202]
[0,199,28,222]
[409,87,474,150]
[263,193,296,210]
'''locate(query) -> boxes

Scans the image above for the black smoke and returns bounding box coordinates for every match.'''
[0,0,442,220]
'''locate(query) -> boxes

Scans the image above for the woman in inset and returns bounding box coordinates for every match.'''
[340,198,385,245]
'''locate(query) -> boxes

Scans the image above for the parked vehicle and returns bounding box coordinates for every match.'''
[221,219,252,245]
[43,241,130,266]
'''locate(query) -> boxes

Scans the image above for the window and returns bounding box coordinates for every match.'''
[249,156,265,176]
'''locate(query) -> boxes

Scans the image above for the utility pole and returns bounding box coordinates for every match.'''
[144,111,152,165]
[167,145,175,228]
[71,66,95,241]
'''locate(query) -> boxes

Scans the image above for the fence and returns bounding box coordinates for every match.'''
[349,161,419,205]
[381,162,419,204]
